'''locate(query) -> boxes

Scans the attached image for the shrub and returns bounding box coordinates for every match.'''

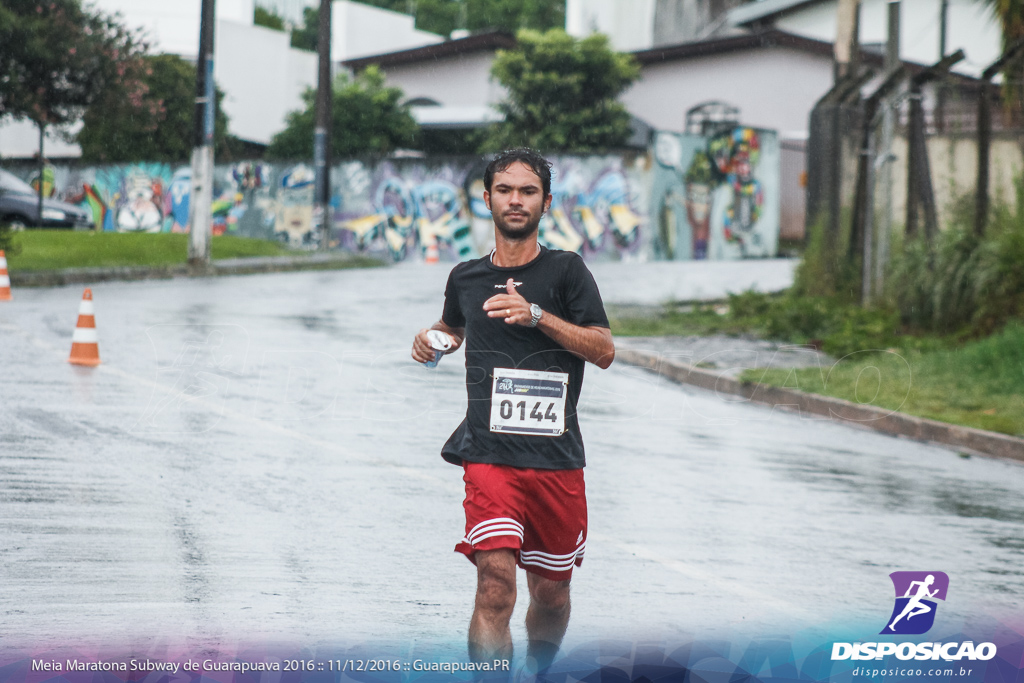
[887,178,1024,335]
[0,223,20,256]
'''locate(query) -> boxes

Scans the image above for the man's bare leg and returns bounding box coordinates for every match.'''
[525,573,571,672]
[468,549,517,663]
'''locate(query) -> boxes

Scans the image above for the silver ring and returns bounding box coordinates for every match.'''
[506,308,511,317]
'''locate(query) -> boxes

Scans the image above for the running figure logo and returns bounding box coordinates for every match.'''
[881,571,949,635]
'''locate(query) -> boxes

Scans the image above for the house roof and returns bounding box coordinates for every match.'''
[727,0,824,27]
[630,29,980,83]
[344,25,980,87]
[342,30,516,69]
[632,29,838,64]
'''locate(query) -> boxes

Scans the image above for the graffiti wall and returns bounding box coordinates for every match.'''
[651,128,780,260]
[10,140,780,262]
[328,156,648,262]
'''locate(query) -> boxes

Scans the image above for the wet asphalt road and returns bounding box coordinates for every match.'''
[1,262,1022,659]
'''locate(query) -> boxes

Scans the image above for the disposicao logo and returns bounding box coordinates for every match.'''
[882,571,948,635]
[831,571,998,662]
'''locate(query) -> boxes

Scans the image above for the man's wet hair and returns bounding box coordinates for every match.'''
[483,148,553,197]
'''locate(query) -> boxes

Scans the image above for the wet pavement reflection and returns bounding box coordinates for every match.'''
[0,262,1021,656]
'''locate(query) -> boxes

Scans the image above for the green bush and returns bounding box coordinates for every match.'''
[792,213,861,302]
[887,179,1024,335]
[719,289,901,358]
[0,224,19,256]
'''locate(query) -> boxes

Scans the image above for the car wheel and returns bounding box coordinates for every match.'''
[5,218,27,232]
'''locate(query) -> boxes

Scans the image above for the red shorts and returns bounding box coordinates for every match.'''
[455,462,587,581]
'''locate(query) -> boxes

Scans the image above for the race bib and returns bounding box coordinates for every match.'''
[489,368,569,437]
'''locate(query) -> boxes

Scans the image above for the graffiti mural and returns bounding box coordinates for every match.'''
[8,141,776,262]
[330,156,646,263]
[652,128,780,260]
[333,161,479,262]
[538,157,644,258]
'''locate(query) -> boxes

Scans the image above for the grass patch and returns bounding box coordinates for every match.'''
[609,291,918,358]
[743,323,1024,437]
[610,291,1023,437]
[608,301,745,337]
[5,231,294,271]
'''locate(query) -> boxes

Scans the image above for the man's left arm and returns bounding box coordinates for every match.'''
[536,313,615,369]
[483,277,615,369]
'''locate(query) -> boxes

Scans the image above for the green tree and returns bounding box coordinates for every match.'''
[290,6,319,51]
[254,4,287,31]
[76,54,231,163]
[266,65,418,159]
[359,0,564,37]
[481,29,639,152]
[979,0,1024,110]
[0,0,146,130]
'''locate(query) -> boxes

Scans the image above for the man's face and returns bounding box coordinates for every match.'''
[484,161,552,241]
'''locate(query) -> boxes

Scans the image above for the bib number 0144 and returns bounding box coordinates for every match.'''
[489,368,568,437]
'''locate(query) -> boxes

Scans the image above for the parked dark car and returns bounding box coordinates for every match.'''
[0,168,94,230]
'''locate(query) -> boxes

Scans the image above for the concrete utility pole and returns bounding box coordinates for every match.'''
[834,0,860,80]
[37,123,45,226]
[188,0,216,266]
[935,0,949,130]
[313,0,333,251]
[875,0,900,295]
[975,38,1024,236]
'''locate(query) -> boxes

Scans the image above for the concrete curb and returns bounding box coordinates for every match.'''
[9,253,385,287]
[616,347,1024,463]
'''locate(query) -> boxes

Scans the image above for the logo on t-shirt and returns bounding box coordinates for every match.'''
[494,281,523,289]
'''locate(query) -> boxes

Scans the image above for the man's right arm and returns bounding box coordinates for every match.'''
[411,320,465,364]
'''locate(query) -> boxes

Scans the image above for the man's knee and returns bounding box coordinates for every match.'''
[529,576,571,614]
[475,550,517,613]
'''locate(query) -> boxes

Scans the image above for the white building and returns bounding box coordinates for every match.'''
[343,32,513,131]
[566,0,1003,78]
[728,0,1002,77]
[0,0,442,158]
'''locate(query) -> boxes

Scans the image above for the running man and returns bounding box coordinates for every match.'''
[888,574,939,631]
[411,149,615,671]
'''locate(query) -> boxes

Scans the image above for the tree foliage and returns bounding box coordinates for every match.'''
[980,0,1024,109]
[983,0,1024,50]
[254,5,286,31]
[76,54,231,163]
[0,0,147,128]
[266,65,418,159]
[359,0,565,37]
[279,1,563,52]
[290,6,319,51]
[481,29,640,152]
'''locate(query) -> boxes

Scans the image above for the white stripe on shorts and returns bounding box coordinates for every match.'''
[518,544,585,562]
[465,517,524,546]
[519,555,581,571]
[520,544,585,571]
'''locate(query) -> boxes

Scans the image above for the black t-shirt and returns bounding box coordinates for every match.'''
[440,246,610,470]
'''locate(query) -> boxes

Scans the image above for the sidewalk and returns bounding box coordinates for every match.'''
[8,252,383,287]
[615,334,834,378]
[591,258,799,305]
[614,340,1024,463]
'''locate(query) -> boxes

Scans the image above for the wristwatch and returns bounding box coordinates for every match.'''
[529,303,543,328]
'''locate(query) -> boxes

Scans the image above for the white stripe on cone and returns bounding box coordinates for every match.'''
[72,328,99,344]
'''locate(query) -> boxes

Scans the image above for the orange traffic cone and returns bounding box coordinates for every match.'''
[69,288,100,366]
[424,238,439,264]
[0,250,11,301]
